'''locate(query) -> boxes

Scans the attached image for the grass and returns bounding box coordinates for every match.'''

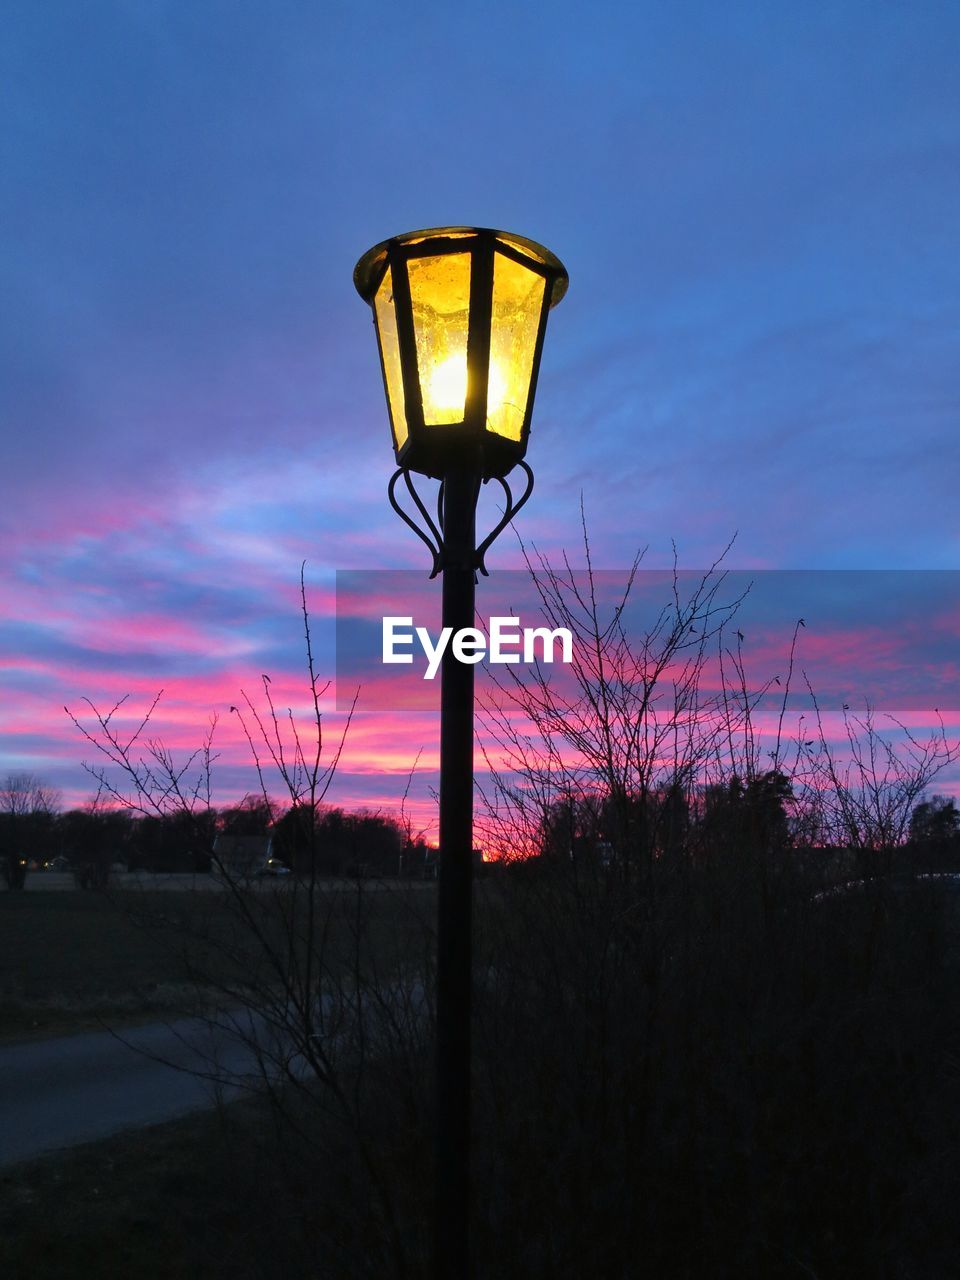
[0,1101,271,1279]
[0,880,437,1040]
[0,1063,432,1279]
[0,890,193,1039]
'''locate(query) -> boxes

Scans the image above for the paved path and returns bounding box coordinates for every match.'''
[0,1012,267,1168]
[0,982,425,1169]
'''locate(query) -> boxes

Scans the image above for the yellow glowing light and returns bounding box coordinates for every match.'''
[374,266,408,449]
[409,252,472,425]
[425,355,509,423]
[487,361,508,414]
[427,355,468,421]
[486,252,546,442]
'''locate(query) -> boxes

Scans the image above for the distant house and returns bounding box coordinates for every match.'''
[212,834,272,879]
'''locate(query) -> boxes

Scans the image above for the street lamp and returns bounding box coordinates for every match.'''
[355,226,567,1280]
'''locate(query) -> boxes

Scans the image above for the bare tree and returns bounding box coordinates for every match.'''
[795,692,960,871]
[466,533,960,1277]
[0,772,59,889]
[478,519,755,874]
[65,567,437,1277]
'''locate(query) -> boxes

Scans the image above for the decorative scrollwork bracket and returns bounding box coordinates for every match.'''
[387,461,534,579]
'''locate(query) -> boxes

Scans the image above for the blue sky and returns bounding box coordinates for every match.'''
[1,0,958,811]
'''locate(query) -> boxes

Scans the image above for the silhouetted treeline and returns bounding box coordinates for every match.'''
[1,791,428,885]
[4,777,959,890]
[0,772,60,888]
[271,802,412,877]
[906,793,960,869]
[534,775,960,884]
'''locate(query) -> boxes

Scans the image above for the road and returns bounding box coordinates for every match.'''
[0,1010,271,1169]
[0,983,426,1170]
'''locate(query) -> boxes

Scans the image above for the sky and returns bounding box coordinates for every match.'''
[2,0,958,831]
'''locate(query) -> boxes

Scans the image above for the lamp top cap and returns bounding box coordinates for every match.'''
[353,226,568,308]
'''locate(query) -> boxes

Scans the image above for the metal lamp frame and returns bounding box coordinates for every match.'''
[355,226,567,480]
[387,459,535,578]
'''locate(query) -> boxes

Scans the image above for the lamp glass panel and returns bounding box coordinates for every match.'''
[487,252,546,442]
[374,266,408,449]
[408,252,472,426]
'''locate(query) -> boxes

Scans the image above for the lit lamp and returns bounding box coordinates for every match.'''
[354,227,567,481]
[355,226,567,1280]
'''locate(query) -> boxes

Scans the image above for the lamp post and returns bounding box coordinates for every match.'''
[355,226,567,1280]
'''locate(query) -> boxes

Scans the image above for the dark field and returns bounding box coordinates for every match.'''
[4,868,960,1277]
[0,879,436,1040]
[0,1105,260,1279]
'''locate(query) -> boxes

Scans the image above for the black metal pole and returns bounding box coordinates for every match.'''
[435,465,478,1280]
